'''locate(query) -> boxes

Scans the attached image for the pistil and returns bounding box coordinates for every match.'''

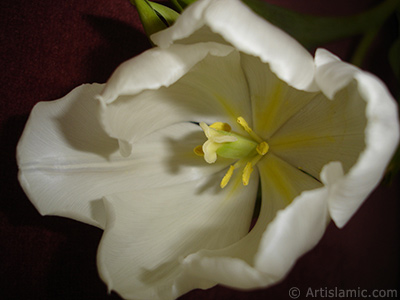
[195,117,269,188]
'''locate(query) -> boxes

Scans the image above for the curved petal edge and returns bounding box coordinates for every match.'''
[152,0,317,91]
[315,49,400,227]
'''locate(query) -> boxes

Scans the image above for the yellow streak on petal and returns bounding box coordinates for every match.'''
[214,94,242,124]
[225,170,244,203]
[253,80,283,136]
[220,165,235,188]
[242,162,253,186]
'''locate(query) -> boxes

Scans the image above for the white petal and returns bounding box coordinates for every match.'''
[182,154,323,289]
[152,0,317,91]
[269,79,367,180]
[17,84,114,227]
[252,183,330,279]
[240,54,319,139]
[98,46,252,156]
[314,48,359,99]
[17,85,230,228]
[98,42,234,103]
[315,49,399,227]
[97,170,259,300]
[151,0,214,47]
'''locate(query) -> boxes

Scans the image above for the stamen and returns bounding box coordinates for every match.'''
[242,152,266,185]
[237,116,263,143]
[210,122,231,132]
[242,162,253,186]
[220,165,235,188]
[249,153,264,167]
[193,145,204,156]
[196,118,270,189]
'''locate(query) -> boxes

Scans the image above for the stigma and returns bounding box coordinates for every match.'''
[194,117,269,188]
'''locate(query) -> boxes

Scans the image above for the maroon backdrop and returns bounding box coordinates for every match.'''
[1,0,398,299]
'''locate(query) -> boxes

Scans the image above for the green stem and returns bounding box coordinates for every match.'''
[351,28,380,67]
[351,0,399,67]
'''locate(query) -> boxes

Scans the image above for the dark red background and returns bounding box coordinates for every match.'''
[0,0,398,299]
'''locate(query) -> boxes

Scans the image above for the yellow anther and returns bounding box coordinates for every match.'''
[236,116,251,132]
[210,122,231,132]
[193,145,204,156]
[220,165,235,188]
[242,162,253,186]
[237,116,263,143]
[256,141,269,155]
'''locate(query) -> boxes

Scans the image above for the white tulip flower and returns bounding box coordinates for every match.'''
[17,0,399,299]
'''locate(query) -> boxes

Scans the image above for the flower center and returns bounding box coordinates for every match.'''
[194,116,269,188]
